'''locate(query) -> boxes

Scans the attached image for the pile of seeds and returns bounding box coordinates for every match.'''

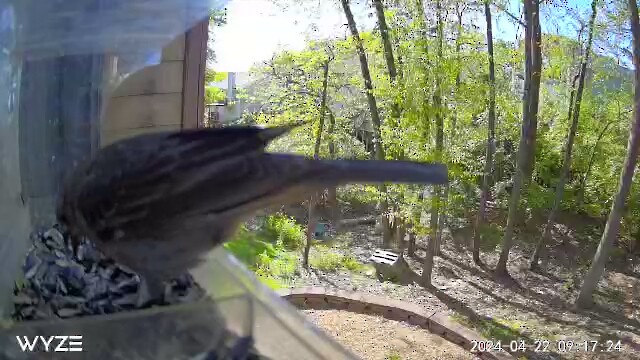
[9,224,276,359]
[13,224,202,321]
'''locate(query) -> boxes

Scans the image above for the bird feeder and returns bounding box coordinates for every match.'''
[0,1,356,358]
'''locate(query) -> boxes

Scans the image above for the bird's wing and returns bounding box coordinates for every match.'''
[141,153,449,231]
[192,153,448,220]
[73,125,294,239]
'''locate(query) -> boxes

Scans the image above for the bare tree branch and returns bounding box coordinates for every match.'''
[492,2,525,27]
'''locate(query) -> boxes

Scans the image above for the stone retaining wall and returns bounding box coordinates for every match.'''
[278,287,514,360]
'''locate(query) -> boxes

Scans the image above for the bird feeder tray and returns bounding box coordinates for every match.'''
[0,247,357,359]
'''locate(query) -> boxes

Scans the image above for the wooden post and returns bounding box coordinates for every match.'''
[101,18,208,145]
[182,18,209,129]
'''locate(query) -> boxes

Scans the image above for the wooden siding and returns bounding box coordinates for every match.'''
[102,18,208,145]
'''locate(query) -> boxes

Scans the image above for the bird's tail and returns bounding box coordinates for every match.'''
[315,158,448,185]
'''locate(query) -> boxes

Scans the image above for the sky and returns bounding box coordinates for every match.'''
[212,0,374,71]
[211,0,598,73]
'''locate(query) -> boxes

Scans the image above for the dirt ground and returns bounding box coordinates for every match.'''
[291,214,640,360]
[303,309,480,360]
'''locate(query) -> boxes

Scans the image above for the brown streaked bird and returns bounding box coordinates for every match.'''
[57,124,447,301]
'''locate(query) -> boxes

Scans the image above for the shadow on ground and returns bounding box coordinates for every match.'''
[290,208,640,360]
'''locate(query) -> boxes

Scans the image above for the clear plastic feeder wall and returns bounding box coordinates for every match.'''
[0,1,356,358]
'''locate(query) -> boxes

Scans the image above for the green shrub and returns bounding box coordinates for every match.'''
[262,214,306,250]
[583,203,604,218]
[311,252,343,272]
[478,223,503,251]
[337,185,380,207]
[226,225,300,289]
[310,247,364,272]
[342,255,364,271]
[523,183,554,211]
[224,226,278,265]
[256,251,298,280]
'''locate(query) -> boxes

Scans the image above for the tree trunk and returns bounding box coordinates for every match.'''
[422,0,444,286]
[433,0,446,257]
[313,61,330,158]
[496,0,543,275]
[373,0,397,81]
[575,0,640,308]
[414,0,432,239]
[472,0,497,265]
[520,0,532,178]
[394,219,407,252]
[304,60,330,269]
[408,230,416,257]
[522,0,542,184]
[415,0,429,59]
[436,2,463,254]
[496,134,528,276]
[340,0,391,246]
[328,111,336,158]
[372,0,400,245]
[530,0,597,270]
[435,183,449,256]
[304,195,315,269]
[453,2,464,136]
[341,0,384,161]
[327,111,339,228]
[373,0,399,124]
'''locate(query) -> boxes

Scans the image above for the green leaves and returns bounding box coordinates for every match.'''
[204,69,228,84]
[232,0,638,243]
[204,86,226,104]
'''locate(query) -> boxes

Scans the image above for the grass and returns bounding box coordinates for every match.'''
[310,245,365,273]
[450,313,528,344]
[310,252,343,272]
[450,313,569,356]
[596,287,626,304]
[386,352,402,360]
[224,218,303,289]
